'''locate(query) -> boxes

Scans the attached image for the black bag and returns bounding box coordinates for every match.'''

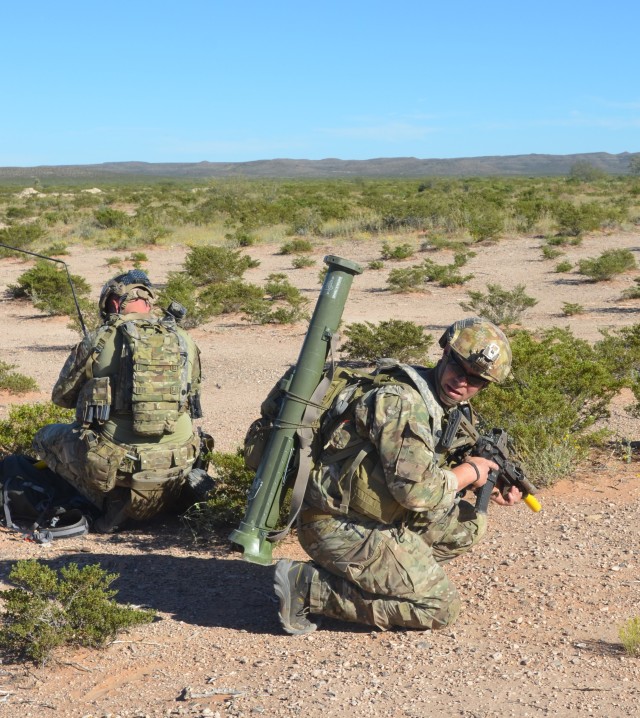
[0,454,96,542]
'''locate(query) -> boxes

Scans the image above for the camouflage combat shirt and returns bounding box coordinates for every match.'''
[306,367,468,524]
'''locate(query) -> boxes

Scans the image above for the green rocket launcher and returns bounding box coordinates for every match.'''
[229,255,363,564]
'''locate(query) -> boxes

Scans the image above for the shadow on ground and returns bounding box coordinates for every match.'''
[0,549,281,634]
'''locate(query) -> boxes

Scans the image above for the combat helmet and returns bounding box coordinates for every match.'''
[99,269,155,319]
[438,317,512,383]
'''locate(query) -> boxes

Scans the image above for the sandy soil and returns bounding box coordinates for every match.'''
[0,233,639,717]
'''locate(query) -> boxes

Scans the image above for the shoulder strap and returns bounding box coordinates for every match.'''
[87,323,119,380]
[3,476,18,530]
[395,364,444,438]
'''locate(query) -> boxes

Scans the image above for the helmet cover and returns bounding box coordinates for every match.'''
[439,317,512,383]
[99,269,155,318]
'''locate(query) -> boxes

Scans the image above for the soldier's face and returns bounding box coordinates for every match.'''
[439,351,488,402]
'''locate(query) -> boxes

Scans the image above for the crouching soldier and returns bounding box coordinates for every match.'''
[33,270,207,532]
[274,318,521,634]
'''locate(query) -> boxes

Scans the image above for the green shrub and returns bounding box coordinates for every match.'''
[184,246,259,286]
[387,256,473,292]
[7,260,91,318]
[578,248,637,281]
[94,207,130,229]
[317,266,328,284]
[387,265,431,292]
[380,241,414,260]
[423,258,473,287]
[106,256,123,267]
[368,260,384,270]
[541,245,563,260]
[0,403,74,458]
[466,207,504,242]
[244,274,308,325]
[182,449,293,543]
[618,617,640,656]
[0,560,155,665]
[551,200,607,236]
[156,247,263,327]
[263,273,305,303]
[341,320,433,364]
[562,302,584,316]
[227,229,258,247]
[155,272,202,328]
[44,242,69,256]
[279,238,313,255]
[0,361,38,394]
[5,206,34,220]
[555,260,573,273]
[291,256,315,269]
[460,283,537,326]
[545,235,573,247]
[474,328,621,484]
[182,450,256,536]
[200,279,265,316]
[622,278,640,299]
[594,324,640,415]
[422,237,471,252]
[568,160,607,182]
[0,223,46,254]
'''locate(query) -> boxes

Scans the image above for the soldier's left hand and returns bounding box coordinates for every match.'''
[490,485,522,506]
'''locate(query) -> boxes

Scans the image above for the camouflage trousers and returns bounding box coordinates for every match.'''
[297,500,487,631]
[32,422,196,519]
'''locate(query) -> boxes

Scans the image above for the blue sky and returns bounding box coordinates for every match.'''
[2,1,638,166]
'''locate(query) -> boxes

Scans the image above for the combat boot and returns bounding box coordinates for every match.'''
[274,559,320,635]
[93,488,130,534]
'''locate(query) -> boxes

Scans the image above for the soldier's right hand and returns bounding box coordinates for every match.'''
[453,456,499,491]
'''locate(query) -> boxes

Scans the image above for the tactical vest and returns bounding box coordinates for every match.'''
[312,364,468,524]
[244,361,474,527]
[79,315,191,438]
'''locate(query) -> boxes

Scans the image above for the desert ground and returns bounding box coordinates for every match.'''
[0,232,639,717]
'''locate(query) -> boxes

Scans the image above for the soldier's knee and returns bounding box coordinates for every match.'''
[397,589,461,630]
[431,594,461,629]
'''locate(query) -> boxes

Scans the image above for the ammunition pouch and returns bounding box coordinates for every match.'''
[76,376,112,426]
[243,417,272,471]
[121,435,200,519]
[81,431,129,494]
[189,391,203,420]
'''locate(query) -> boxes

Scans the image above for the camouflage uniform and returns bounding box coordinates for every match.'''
[33,312,202,520]
[298,367,485,630]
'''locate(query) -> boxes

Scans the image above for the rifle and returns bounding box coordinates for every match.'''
[468,428,541,513]
[442,410,542,514]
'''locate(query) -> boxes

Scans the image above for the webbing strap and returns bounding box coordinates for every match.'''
[337,442,375,514]
[3,476,17,530]
[3,455,37,531]
[267,334,339,542]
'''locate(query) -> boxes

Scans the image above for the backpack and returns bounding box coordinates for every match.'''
[1,455,96,542]
[111,316,190,437]
[243,361,443,538]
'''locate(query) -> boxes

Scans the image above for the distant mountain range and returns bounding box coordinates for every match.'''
[0,152,636,182]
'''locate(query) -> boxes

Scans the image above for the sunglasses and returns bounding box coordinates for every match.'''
[447,353,489,388]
